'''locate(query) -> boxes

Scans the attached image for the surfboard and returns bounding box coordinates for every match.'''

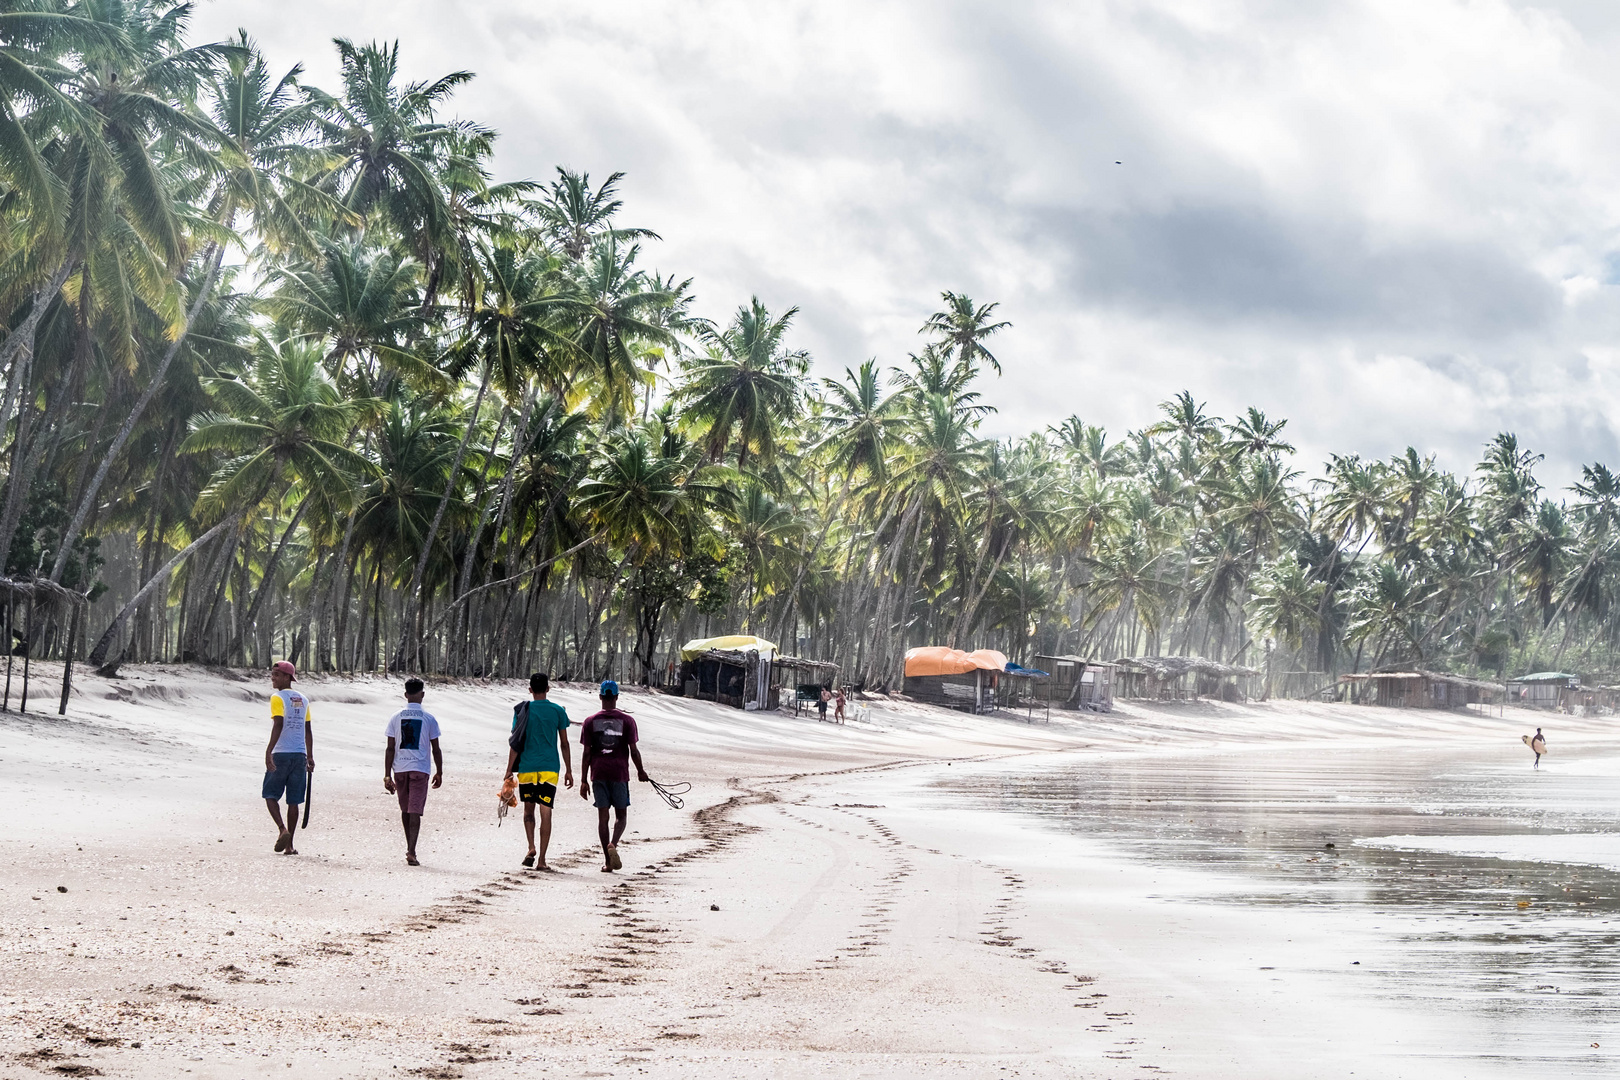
[1523,734,1548,754]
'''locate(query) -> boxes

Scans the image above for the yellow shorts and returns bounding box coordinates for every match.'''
[517,771,558,806]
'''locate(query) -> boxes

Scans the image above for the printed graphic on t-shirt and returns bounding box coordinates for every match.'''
[595,716,624,754]
[399,715,422,751]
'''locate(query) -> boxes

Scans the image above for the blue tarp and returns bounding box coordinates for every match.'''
[1005,662,1050,677]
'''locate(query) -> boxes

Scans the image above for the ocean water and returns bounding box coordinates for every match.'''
[943,740,1620,1072]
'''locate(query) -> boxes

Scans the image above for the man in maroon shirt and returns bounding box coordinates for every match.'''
[578,679,649,873]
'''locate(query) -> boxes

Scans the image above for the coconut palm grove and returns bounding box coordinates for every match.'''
[1,4,1615,694]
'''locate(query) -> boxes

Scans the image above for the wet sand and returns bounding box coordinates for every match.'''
[2,666,1614,1077]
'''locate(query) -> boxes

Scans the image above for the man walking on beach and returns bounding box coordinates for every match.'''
[262,661,312,855]
[1527,727,1548,769]
[504,672,573,869]
[818,685,830,722]
[579,680,648,873]
[384,678,443,866]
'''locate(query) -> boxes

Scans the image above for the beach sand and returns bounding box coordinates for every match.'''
[2,664,1613,1078]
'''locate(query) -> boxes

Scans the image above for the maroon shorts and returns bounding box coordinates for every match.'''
[394,771,429,814]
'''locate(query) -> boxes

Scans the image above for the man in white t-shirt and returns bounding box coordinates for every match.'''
[383,678,443,866]
[262,660,312,855]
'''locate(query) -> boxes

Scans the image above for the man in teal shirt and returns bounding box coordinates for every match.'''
[503,672,573,869]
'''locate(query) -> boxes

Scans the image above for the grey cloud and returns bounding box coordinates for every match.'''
[1028,203,1560,337]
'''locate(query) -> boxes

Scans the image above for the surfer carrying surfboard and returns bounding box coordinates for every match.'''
[1523,727,1547,769]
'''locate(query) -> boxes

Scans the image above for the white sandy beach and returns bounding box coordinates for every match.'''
[3,666,1617,1079]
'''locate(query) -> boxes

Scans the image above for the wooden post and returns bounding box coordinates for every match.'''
[2,590,10,711]
[19,593,31,713]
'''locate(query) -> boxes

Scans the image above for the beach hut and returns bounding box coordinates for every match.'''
[1339,670,1506,713]
[1506,671,1580,711]
[902,646,1008,713]
[675,635,777,710]
[1113,656,1258,702]
[1033,655,1116,712]
[769,654,842,716]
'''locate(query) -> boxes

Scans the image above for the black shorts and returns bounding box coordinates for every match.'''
[518,771,558,806]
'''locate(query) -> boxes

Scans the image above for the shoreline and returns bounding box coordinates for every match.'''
[1,663,1610,1078]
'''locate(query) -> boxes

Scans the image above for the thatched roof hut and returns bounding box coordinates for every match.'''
[1113,655,1259,702]
[1339,669,1506,713]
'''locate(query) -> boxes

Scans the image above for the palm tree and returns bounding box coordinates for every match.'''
[1251,558,1325,651]
[817,359,903,484]
[1223,407,1295,459]
[1147,390,1222,446]
[547,236,675,413]
[309,38,476,259]
[1504,499,1571,628]
[570,423,726,675]
[1346,563,1433,665]
[50,31,342,587]
[728,481,800,628]
[181,336,374,660]
[269,237,435,391]
[0,0,236,576]
[532,167,659,261]
[921,291,1010,375]
[677,297,807,469]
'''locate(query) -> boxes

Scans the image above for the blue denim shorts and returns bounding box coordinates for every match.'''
[592,780,630,809]
[262,752,307,804]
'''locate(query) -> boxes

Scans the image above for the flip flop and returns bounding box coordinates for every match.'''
[522,853,535,869]
[608,846,622,871]
[274,831,290,853]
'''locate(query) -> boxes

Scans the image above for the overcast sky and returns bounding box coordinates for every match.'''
[193,0,1620,488]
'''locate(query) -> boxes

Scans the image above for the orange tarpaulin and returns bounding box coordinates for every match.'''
[904,647,1009,677]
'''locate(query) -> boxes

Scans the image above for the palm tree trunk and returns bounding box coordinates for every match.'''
[0,353,82,575]
[49,245,224,585]
[0,259,72,438]
[451,404,513,673]
[89,521,232,671]
[393,363,491,669]
[225,496,312,659]
[954,529,1015,649]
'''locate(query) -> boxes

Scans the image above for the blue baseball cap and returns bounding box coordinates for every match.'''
[599,679,620,696]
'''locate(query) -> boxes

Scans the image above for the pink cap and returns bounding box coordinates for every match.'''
[271,661,297,680]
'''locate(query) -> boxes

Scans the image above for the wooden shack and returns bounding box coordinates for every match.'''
[1113,656,1257,702]
[679,647,756,708]
[674,634,776,710]
[1033,655,1115,712]
[1506,672,1580,711]
[902,646,1008,713]
[1340,670,1506,713]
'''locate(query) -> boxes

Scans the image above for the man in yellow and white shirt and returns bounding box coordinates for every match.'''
[262,660,312,854]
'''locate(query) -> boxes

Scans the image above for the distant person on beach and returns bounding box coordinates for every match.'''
[579,680,647,873]
[818,686,830,721]
[262,661,312,855]
[383,678,442,866]
[834,687,846,724]
[504,672,573,870]
[1526,727,1548,769]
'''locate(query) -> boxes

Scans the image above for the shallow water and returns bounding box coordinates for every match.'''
[942,739,1620,1072]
